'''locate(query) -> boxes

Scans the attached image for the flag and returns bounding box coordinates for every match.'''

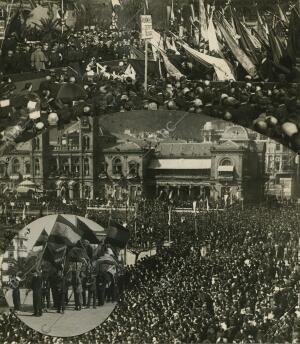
[34,229,48,247]
[217,20,257,77]
[232,10,258,64]
[96,253,118,276]
[181,42,235,81]
[107,220,130,248]
[170,0,175,21]
[124,64,137,80]
[22,205,26,221]
[198,0,208,41]
[144,0,149,11]
[168,205,172,226]
[6,9,22,39]
[277,4,288,24]
[207,14,220,54]
[287,7,300,64]
[256,11,269,46]
[190,4,195,21]
[48,214,81,246]
[43,242,67,269]
[76,218,99,244]
[269,29,284,65]
[192,200,197,213]
[161,52,183,79]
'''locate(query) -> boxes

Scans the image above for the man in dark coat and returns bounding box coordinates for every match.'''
[31,269,43,316]
[72,270,82,311]
[86,269,97,309]
[9,273,21,312]
[96,271,106,306]
[55,269,66,314]
[41,271,51,312]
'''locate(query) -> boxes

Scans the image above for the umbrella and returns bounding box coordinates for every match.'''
[16,180,43,194]
[56,84,87,103]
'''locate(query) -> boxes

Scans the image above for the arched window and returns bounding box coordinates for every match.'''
[84,158,90,176]
[0,162,6,176]
[220,158,233,166]
[34,159,40,175]
[25,161,31,174]
[12,159,20,174]
[83,136,90,151]
[128,161,138,176]
[112,157,122,174]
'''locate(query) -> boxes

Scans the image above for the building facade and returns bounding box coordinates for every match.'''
[1,118,298,203]
[102,125,266,203]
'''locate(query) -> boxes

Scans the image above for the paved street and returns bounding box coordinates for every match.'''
[5,288,116,337]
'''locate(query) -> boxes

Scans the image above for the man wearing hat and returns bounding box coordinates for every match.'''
[30,268,43,316]
[55,269,66,314]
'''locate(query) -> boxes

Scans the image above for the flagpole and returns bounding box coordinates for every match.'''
[36,241,48,271]
[144,4,148,92]
[61,0,64,35]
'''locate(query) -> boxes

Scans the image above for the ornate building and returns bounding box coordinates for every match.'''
[101,125,266,203]
[1,118,297,203]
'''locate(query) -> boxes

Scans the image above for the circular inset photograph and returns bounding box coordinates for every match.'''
[1,214,129,337]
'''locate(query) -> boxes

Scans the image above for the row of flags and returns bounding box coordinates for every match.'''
[138,1,300,81]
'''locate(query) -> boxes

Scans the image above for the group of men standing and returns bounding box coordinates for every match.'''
[9,263,119,316]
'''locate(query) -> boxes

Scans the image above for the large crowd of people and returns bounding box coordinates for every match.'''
[0,13,300,152]
[0,204,299,343]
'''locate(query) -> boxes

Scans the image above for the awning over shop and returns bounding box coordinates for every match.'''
[149,159,211,170]
[218,165,234,172]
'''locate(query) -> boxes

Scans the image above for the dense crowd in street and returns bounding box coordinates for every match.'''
[0,204,299,343]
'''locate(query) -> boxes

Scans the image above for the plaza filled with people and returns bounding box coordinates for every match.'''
[0,203,299,343]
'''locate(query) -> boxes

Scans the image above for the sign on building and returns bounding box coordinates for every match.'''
[140,15,152,39]
[280,178,292,197]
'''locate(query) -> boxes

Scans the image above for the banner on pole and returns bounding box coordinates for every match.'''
[141,15,153,39]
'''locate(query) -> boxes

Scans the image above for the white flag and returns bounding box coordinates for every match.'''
[182,42,235,81]
[207,15,220,53]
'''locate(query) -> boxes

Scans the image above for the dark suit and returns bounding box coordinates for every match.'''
[31,274,43,316]
[55,274,66,313]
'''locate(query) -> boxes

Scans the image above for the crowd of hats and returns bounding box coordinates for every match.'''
[0,18,300,154]
[1,66,300,155]
[0,204,300,343]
